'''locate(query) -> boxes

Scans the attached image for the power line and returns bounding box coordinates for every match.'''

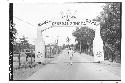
[13,16,37,28]
[14,16,54,32]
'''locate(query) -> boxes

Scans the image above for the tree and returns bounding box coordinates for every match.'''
[10,23,19,54]
[66,37,70,48]
[10,23,17,42]
[95,3,121,62]
[73,26,95,44]
[19,36,30,52]
[72,26,95,53]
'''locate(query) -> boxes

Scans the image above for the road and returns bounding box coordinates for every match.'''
[26,49,120,80]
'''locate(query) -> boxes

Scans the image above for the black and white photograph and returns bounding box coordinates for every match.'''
[9,2,122,81]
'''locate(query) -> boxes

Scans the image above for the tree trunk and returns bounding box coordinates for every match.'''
[80,41,82,53]
[31,53,32,67]
[18,52,20,69]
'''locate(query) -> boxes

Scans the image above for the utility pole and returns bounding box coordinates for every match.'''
[18,43,21,69]
[57,36,59,54]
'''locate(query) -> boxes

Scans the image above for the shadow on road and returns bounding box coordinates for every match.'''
[48,61,101,64]
[63,62,100,63]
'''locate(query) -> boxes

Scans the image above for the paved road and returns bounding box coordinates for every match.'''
[26,50,120,80]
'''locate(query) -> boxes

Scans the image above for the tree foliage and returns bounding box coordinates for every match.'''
[10,23,17,43]
[11,24,33,54]
[73,27,95,45]
[72,3,121,62]
[96,3,121,62]
[13,36,31,53]
[72,26,95,53]
[19,36,30,51]
[100,3,121,45]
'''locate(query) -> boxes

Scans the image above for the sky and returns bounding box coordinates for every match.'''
[13,3,105,46]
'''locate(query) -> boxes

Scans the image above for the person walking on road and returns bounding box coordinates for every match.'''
[68,48,75,65]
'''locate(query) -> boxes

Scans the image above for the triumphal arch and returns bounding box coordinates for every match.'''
[35,11,104,63]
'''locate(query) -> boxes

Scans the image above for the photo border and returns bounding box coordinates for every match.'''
[9,2,122,82]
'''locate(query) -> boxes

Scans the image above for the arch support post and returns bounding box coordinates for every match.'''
[35,27,45,63]
[93,25,104,62]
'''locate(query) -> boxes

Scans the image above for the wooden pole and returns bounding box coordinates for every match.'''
[18,44,21,69]
[50,46,51,58]
[31,50,32,67]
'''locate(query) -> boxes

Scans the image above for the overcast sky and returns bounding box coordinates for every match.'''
[13,3,105,46]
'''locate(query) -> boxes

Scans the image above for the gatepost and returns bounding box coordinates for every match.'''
[35,27,45,63]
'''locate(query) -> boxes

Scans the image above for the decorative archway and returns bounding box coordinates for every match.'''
[35,13,104,62]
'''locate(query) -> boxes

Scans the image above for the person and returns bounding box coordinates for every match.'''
[69,48,74,65]
[67,49,70,55]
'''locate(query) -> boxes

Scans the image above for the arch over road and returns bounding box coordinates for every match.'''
[35,15,104,62]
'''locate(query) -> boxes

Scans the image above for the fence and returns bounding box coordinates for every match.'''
[13,52,36,71]
[45,45,62,58]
